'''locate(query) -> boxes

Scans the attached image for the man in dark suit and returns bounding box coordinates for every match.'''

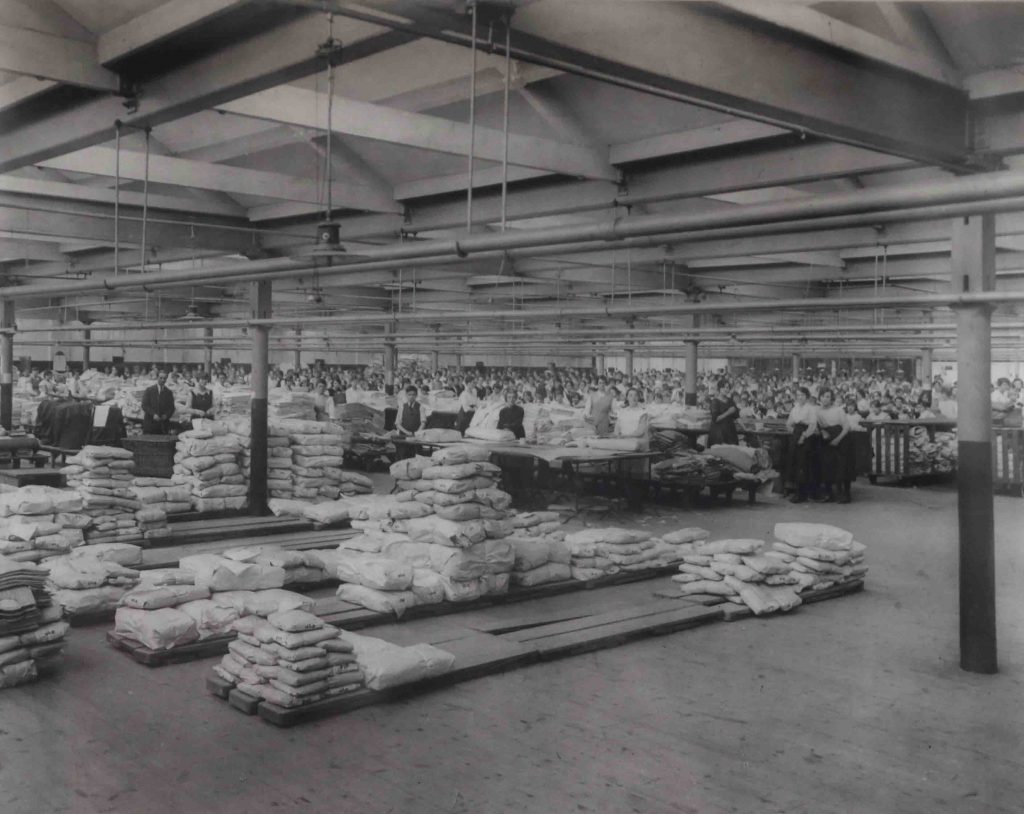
[142,371,176,434]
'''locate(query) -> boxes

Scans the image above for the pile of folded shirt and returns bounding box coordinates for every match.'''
[213,610,364,709]
[464,402,516,442]
[0,486,89,564]
[0,555,69,688]
[113,555,320,651]
[284,422,351,501]
[172,425,247,513]
[63,446,146,545]
[47,552,141,617]
[334,403,385,436]
[563,527,663,580]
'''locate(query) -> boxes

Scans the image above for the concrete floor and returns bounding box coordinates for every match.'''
[2,481,1023,814]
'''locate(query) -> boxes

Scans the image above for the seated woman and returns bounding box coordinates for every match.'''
[190,377,216,421]
[496,389,526,439]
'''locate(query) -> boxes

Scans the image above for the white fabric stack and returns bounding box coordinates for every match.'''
[213,611,365,708]
[334,403,385,436]
[113,563,317,652]
[63,446,145,546]
[47,553,140,617]
[172,425,247,513]
[464,402,516,442]
[0,555,69,688]
[648,526,712,567]
[770,522,868,593]
[563,527,661,580]
[0,486,88,564]
[130,477,193,516]
[221,545,328,588]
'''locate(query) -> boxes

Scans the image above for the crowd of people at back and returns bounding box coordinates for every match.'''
[17,360,1024,501]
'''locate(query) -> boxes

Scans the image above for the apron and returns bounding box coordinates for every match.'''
[789,423,818,487]
[818,424,851,484]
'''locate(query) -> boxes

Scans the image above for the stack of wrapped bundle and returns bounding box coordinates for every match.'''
[509,510,565,539]
[464,402,516,442]
[770,523,868,593]
[63,446,145,545]
[283,421,351,500]
[213,611,365,709]
[220,546,328,588]
[129,477,193,516]
[172,425,246,513]
[671,533,821,616]
[0,555,69,688]
[218,389,252,417]
[507,535,572,586]
[563,527,661,580]
[649,527,711,567]
[0,486,88,564]
[114,568,317,652]
[134,506,170,543]
[47,553,141,617]
[339,630,454,691]
[331,549,419,617]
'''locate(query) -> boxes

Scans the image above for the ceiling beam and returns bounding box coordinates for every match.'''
[0,173,246,217]
[0,22,119,91]
[715,0,960,87]
[218,86,619,181]
[0,238,66,263]
[0,77,58,113]
[0,14,413,174]
[38,146,401,213]
[97,0,252,65]
[374,0,969,168]
[609,120,787,165]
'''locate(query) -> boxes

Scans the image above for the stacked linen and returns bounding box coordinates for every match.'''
[648,526,711,567]
[507,535,572,586]
[135,506,170,543]
[464,402,515,442]
[173,425,247,513]
[47,554,140,617]
[381,535,515,605]
[509,510,565,539]
[218,389,252,417]
[770,523,868,594]
[130,477,193,516]
[672,536,804,616]
[113,565,317,652]
[563,527,662,580]
[0,486,88,564]
[63,446,145,546]
[0,555,69,688]
[213,611,365,709]
[332,549,419,617]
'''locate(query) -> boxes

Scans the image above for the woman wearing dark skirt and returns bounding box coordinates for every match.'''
[786,386,819,503]
[708,378,739,446]
[815,388,852,503]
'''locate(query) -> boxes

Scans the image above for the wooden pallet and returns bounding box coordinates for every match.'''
[108,630,236,666]
[206,581,866,727]
[105,565,681,666]
[158,515,317,548]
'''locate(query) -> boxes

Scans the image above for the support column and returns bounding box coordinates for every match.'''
[384,323,397,396]
[203,326,213,375]
[830,359,838,377]
[791,353,801,381]
[293,327,302,372]
[249,281,271,517]
[624,348,634,378]
[684,340,699,406]
[953,214,997,674]
[921,347,933,384]
[431,325,440,373]
[81,328,91,371]
[595,353,606,375]
[0,299,13,430]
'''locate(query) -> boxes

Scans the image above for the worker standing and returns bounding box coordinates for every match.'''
[786,386,819,503]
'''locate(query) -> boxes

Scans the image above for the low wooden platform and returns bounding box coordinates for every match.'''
[0,467,65,488]
[105,564,683,666]
[159,514,316,548]
[206,579,865,728]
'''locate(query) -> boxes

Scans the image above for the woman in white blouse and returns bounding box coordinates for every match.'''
[815,388,852,503]
[786,386,819,503]
[614,387,651,450]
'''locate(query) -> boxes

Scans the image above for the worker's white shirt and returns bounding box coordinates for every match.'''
[614,406,650,438]
[787,402,818,429]
[459,389,478,412]
[816,405,848,429]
